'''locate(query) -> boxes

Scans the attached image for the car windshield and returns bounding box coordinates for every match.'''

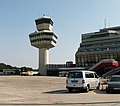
[110,77,120,82]
[67,72,83,78]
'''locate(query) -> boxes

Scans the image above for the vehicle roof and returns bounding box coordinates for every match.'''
[68,70,95,73]
[111,75,120,77]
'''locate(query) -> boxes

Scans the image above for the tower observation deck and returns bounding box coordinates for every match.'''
[29,16,58,75]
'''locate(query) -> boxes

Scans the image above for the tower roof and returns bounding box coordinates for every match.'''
[35,15,52,20]
[35,16,53,26]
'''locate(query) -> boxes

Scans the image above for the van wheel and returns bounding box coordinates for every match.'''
[85,85,89,92]
[68,88,73,93]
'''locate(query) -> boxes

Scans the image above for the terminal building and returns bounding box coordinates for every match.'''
[29,16,120,76]
[76,26,120,68]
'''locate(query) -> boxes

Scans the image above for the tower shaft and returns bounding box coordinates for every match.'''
[39,48,49,75]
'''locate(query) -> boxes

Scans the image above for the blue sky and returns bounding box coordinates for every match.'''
[0,0,120,69]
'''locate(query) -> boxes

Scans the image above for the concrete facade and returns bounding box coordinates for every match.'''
[76,26,120,67]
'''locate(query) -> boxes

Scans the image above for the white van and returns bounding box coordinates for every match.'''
[66,70,100,92]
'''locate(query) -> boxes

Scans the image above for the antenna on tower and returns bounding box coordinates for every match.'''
[108,21,111,27]
[104,19,106,28]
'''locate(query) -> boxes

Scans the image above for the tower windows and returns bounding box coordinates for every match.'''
[35,18,53,26]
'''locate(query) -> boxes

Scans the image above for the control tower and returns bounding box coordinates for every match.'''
[29,16,58,75]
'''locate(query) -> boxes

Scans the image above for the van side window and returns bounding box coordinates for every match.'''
[89,73,94,78]
[85,72,89,78]
[85,72,94,78]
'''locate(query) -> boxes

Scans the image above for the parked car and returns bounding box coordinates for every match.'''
[66,70,100,92]
[106,75,120,93]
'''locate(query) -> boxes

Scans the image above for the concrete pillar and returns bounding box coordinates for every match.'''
[39,48,49,75]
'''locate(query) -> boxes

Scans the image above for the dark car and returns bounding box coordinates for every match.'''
[106,75,120,93]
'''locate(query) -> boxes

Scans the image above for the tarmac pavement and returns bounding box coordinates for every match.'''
[0,76,120,106]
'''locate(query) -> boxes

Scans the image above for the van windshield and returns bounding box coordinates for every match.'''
[67,72,83,78]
